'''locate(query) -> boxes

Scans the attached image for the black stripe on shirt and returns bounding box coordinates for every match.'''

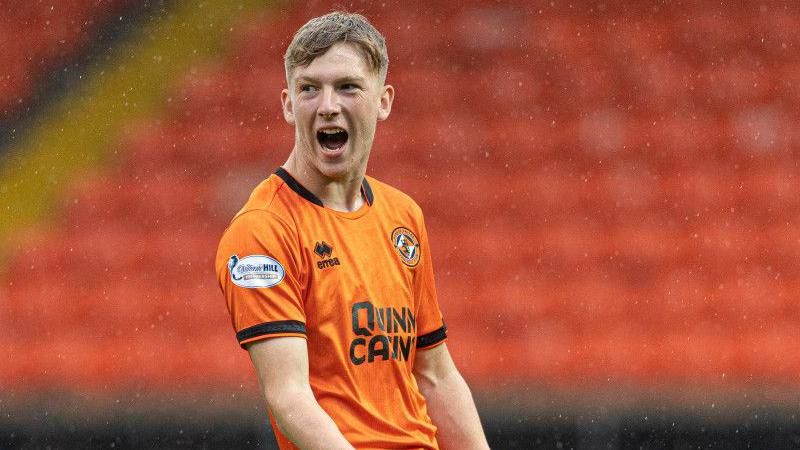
[417,324,448,348]
[237,320,306,347]
[275,167,376,208]
[274,167,324,207]
[361,177,374,205]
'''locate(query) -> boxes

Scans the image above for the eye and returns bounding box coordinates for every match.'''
[300,84,318,93]
[340,83,360,91]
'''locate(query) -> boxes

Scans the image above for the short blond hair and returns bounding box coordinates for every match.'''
[284,11,389,82]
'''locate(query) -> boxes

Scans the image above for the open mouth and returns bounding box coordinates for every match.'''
[317,127,348,151]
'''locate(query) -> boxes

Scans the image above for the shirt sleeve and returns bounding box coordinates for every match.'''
[215,209,307,348]
[413,213,447,349]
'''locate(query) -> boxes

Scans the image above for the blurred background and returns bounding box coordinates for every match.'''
[1,0,799,448]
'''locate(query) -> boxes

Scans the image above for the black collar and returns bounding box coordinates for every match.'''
[274,168,374,207]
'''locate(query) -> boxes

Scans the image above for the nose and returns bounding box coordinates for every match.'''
[318,86,341,118]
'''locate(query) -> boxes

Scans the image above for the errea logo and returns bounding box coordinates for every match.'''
[314,241,333,258]
[314,241,340,270]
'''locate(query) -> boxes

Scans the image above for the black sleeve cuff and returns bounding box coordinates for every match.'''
[417,323,447,348]
[237,320,306,348]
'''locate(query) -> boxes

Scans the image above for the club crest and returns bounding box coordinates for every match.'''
[391,227,420,267]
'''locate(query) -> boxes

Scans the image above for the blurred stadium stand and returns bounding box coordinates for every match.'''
[2,0,800,448]
[0,0,137,121]
[0,0,158,164]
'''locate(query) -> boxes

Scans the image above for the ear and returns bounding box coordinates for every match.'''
[281,88,295,125]
[377,84,394,121]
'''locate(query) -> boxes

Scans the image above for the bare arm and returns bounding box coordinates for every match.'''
[248,337,354,450]
[413,343,490,449]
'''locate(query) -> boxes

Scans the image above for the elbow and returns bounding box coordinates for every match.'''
[262,388,281,416]
[415,369,448,397]
[263,387,303,438]
[262,384,306,422]
[417,368,472,399]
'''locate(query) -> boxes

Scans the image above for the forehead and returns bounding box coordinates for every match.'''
[290,42,375,82]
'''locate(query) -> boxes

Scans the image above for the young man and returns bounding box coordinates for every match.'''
[215,12,489,450]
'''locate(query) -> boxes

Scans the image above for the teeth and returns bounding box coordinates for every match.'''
[320,128,344,134]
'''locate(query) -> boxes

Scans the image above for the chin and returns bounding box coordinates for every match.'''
[315,160,352,180]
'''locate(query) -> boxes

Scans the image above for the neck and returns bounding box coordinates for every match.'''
[283,154,366,212]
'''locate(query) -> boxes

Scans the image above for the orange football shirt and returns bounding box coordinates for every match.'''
[215,167,447,450]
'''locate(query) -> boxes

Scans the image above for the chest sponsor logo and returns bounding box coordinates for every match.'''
[227,254,285,288]
[314,241,341,270]
[349,300,416,365]
[391,227,420,267]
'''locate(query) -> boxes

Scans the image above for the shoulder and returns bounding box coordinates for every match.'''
[215,175,306,276]
[367,176,425,219]
[232,174,296,223]
[217,174,302,250]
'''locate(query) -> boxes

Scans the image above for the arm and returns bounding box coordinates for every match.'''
[248,337,354,450]
[413,343,490,450]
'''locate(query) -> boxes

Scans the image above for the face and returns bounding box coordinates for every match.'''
[281,42,394,183]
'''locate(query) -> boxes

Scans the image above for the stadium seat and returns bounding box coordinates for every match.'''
[5,0,800,398]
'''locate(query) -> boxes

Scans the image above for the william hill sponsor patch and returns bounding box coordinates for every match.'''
[228,254,285,288]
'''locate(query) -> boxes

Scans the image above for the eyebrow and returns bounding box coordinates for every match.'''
[294,75,367,85]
